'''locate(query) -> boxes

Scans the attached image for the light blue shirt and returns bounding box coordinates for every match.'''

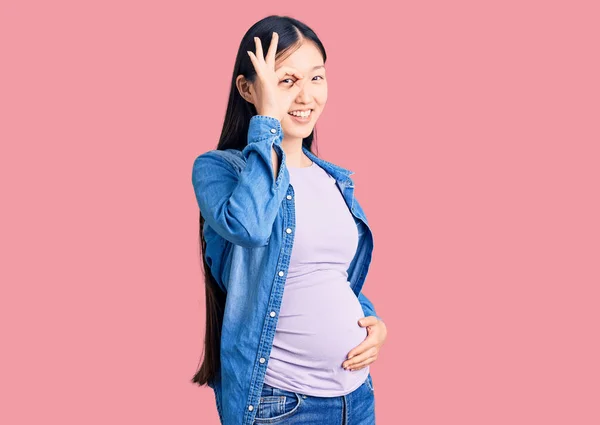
[191,114,381,425]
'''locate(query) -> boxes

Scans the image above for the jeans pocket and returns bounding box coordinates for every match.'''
[254,392,302,423]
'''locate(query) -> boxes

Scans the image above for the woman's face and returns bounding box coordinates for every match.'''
[275,42,327,141]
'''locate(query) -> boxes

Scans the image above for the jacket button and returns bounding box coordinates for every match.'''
[286,228,292,234]
[259,357,266,363]
[270,128,277,133]
[278,271,284,276]
[270,311,276,317]
[248,405,254,411]
[286,195,292,200]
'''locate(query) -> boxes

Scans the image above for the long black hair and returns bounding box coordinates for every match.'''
[191,15,327,387]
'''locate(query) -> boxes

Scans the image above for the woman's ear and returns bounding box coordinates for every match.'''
[236,75,254,105]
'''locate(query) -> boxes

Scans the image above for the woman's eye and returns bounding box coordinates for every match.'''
[281,78,294,84]
[313,75,324,81]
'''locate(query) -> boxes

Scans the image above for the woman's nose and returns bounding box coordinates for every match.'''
[295,87,312,102]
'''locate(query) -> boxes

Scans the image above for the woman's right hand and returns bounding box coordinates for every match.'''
[247,32,307,122]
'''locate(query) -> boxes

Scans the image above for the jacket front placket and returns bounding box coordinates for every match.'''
[243,181,297,425]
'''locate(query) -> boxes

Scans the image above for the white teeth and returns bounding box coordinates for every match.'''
[288,109,312,118]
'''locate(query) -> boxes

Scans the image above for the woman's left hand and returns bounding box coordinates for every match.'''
[342,316,388,371]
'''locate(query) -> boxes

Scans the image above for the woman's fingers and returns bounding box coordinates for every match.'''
[343,347,378,370]
[275,66,304,80]
[346,355,376,371]
[246,50,261,76]
[265,32,278,67]
[253,36,265,64]
[249,35,277,76]
[292,74,308,91]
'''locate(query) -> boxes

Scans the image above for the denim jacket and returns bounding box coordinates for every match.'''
[191,115,380,425]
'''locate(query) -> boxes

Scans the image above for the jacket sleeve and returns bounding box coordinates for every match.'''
[358,291,382,322]
[191,115,290,248]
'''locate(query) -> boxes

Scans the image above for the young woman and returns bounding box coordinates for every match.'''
[191,15,387,425]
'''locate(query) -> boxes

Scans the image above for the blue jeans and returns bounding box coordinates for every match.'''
[252,373,376,424]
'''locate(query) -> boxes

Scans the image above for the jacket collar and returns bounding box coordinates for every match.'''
[302,146,355,183]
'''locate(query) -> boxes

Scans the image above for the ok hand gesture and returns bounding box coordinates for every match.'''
[247,32,307,122]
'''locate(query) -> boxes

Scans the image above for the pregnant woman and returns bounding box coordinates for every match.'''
[191,15,387,425]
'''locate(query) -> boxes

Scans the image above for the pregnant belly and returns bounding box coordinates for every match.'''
[272,273,368,367]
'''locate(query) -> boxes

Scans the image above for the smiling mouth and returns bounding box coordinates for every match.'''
[288,109,313,119]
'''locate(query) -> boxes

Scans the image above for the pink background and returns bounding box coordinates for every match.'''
[2,1,599,424]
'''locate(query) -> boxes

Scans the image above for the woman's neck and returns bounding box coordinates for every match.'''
[281,139,312,168]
